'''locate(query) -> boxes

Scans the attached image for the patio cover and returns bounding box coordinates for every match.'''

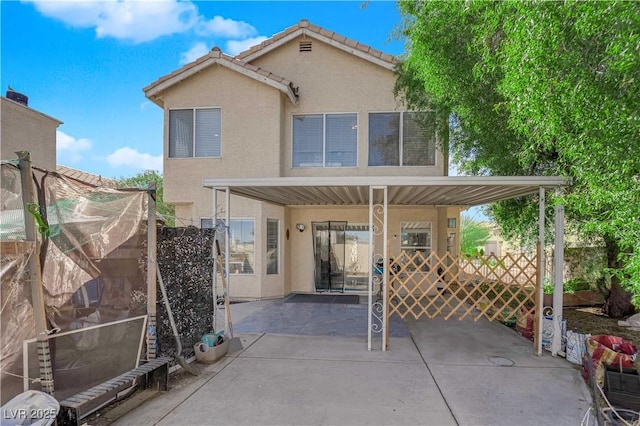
[202,174,568,354]
[201,176,568,207]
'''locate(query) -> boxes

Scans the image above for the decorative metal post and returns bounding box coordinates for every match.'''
[17,151,54,395]
[368,186,387,351]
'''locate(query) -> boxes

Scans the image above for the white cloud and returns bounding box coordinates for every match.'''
[226,36,268,55]
[196,15,257,38]
[106,147,162,172]
[180,42,209,65]
[27,0,199,43]
[56,130,92,163]
[27,1,262,46]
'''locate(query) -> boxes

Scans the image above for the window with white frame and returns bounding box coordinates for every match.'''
[266,219,279,275]
[292,113,357,167]
[401,222,432,271]
[169,108,221,158]
[368,112,436,166]
[201,218,254,274]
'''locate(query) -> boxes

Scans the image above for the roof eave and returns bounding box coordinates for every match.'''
[144,56,298,105]
[239,28,396,71]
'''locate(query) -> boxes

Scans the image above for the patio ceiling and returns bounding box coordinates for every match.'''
[202,176,568,207]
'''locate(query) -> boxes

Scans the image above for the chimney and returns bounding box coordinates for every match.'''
[6,86,28,106]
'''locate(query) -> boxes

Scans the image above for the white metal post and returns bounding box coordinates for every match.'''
[212,189,218,331]
[382,186,388,351]
[225,188,231,304]
[537,187,545,356]
[367,186,374,351]
[552,203,565,356]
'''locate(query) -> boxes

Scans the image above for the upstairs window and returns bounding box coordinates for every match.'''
[169,108,221,158]
[368,112,436,166]
[292,113,357,167]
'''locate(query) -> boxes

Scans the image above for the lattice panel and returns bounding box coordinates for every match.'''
[388,251,538,322]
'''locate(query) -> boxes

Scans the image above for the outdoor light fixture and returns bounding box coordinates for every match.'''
[296,223,305,232]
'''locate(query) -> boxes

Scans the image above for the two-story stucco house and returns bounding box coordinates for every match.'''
[143,20,469,301]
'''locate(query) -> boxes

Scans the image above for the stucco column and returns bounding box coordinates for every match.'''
[436,207,448,257]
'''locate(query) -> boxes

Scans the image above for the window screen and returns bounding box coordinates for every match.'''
[169,108,221,158]
[292,115,323,167]
[325,114,357,167]
[403,112,435,166]
[195,108,221,157]
[368,113,400,166]
[169,109,194,158]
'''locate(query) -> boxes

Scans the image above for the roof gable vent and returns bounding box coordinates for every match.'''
[299,41,312,52]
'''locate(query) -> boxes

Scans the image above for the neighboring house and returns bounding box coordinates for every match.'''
[1,90,62,170]
[56,164,118,189]
[143,19,463,300]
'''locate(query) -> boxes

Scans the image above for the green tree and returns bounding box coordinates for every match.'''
[460,215,491,258]
[117,170,175,227]
[397,0,640,316]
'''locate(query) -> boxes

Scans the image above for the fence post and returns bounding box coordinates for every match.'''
[146,182,157,359]
[17,151,55,395]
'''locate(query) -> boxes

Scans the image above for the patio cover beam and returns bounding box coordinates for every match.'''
[202,176,568,208]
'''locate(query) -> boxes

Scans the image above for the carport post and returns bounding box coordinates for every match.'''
[225,188,231,306]
[367,186,388,351]
[368,186,373,351]
[212,189,218,331]
[537,188,545,356]
[382,186,388,352]
[552,202,565,356]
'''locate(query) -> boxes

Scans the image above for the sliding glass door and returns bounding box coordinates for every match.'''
[312,221,346,292]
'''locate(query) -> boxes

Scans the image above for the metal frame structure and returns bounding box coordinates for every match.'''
[203,176,567,353]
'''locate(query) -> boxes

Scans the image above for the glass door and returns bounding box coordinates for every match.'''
[344,224,370,292]
[312,221,346,292]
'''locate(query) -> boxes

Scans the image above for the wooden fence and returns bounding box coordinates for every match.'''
[387,251,540,323]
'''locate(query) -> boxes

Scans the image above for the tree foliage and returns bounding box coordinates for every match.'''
[117,170,175,227]
[397,0,640,315]
[460,215,491,258]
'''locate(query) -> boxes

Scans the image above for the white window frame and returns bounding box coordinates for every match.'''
[266,219,279,275]
[367,111,437,167]
[201,217,255,275]
[291,112,358,168]
[168,107,222,159]
[400,222,432,272]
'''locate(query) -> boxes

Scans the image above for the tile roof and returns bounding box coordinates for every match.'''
[236,19,398,66]
[56,165,118,188]
[144,48,296,102]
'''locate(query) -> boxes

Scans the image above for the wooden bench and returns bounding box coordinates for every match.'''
[57,356,172,426]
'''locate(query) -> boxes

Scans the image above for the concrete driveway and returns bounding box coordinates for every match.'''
[112,298,592,426]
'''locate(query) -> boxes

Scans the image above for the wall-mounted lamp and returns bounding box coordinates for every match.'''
[296,223,306,233]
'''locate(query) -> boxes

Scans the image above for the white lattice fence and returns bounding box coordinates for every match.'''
[388,251,539,323]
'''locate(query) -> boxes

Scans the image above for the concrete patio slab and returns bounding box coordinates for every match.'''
[154,335,455,426]
[109,300,592,426]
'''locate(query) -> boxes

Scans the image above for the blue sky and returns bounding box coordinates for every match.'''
[1,0,406,179]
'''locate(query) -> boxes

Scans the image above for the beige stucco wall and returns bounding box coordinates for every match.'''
[0,97,61,170]
[151,34,457,300]
[250,35,447,177]
[160,65,284,207]
[288,205,449,294]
